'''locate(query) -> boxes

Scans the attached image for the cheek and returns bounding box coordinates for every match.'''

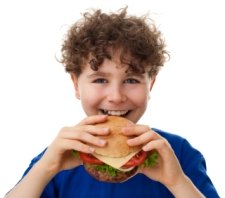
[128,88,149,106]
[136,95,149,107]
[80,88,103,106]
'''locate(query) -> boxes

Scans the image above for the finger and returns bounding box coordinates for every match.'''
[61,128,108,147]
[78,115,108,125]
[82,125,110,136]
[122,125,151,136]
[142,138,173,161]
[60,125,109,138]
[127,129,159,146]
[61,139,95,153]
[75,132,107,147]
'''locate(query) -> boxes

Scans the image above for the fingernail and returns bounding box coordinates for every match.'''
[142,145,148,151]
[88,147,95,153]
[102,128,109,132]
[127,139,132,145]
[99,139,106,146]
[122,127,130,134]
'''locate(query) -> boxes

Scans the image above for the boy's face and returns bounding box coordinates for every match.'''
[71,54,155,123]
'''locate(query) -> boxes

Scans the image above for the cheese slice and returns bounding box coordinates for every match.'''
[118,166,135,172]
[92,149,140,169]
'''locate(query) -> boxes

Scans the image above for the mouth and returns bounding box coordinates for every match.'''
[100,109,130,117]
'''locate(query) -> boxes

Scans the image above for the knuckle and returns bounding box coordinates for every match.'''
[144,125,151,130]
[160,138,169,147]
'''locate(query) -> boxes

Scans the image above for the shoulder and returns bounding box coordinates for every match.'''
[152,128,204,163]
[153,128,185,142]
[152,128,189,149]
[153,129,220,197]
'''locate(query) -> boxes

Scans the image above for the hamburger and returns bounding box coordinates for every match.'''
[74,116,158,183]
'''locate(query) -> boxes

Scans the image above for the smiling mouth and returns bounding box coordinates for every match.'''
[100,109,130,117]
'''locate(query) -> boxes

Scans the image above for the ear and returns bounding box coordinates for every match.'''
[70,73,80,99]
[149,77,156,92]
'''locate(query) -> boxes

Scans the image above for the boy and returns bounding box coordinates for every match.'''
[5,7,219,198]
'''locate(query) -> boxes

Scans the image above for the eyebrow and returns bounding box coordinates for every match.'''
[87,71,147,79]
[126,72,145,78]
[87,71,145,79]
[87,72,110,78]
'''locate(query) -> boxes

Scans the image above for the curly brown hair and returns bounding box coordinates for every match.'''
[60,7,169,77]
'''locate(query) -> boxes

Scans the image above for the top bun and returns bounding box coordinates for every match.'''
[92,116,141,157]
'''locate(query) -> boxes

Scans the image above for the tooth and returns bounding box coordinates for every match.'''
[105,110,128,116]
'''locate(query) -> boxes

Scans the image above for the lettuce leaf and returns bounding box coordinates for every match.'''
[95,164,119,176]
[72,150,79,158]
[89,151,158,176]
[142,150,158,168]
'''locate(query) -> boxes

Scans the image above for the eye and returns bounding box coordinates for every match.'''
[124,78,140,84]
[93,78,107,84]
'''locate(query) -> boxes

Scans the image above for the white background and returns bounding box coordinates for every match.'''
[0,0,224,197]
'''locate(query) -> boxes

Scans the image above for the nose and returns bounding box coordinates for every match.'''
[107,85,126,103]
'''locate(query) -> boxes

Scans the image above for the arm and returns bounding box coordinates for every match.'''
[167,175,205,198]
[5,115,109,198]
[123,125,205,198]
[5,160,57,198]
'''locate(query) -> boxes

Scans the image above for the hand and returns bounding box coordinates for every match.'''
[39,115,109,174]
[123,125,186,188]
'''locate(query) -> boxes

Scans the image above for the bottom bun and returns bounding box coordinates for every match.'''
[83,163,138,183]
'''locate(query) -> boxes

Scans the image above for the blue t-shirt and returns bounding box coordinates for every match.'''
[22,129,220,198]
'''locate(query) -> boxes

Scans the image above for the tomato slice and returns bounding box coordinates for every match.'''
[79,152,104,165]
[122,150,148,168]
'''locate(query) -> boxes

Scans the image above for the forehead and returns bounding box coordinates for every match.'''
[84,59,149,81]
[86,47,149,74]
[85,57,129,75]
